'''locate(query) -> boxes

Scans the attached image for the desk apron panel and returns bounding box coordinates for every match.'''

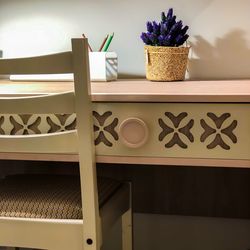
[0,103,249,160]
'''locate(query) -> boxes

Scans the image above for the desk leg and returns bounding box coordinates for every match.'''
[122,183,133,250]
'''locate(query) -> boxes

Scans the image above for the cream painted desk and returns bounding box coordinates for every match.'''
[0,79,250,168]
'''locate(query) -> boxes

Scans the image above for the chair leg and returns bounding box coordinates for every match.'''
[121,183,133,250]
[122,208,133,250]
[49,246,83,250]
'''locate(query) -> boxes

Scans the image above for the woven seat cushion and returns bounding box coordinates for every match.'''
[0,174,122,219]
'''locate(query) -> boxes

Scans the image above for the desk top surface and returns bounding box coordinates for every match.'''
[0,79,250,102]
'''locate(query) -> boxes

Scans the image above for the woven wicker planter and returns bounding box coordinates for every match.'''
[145,45,190,81]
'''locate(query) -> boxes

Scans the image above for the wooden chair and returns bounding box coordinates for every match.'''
[0,38,132,250]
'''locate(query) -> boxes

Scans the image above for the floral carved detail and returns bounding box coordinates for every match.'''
[93,111,118,147]
[159,112,194,149]
[200,113,237,150]
[9,115,41,135]
[46,114,76,133]
[0,116,5,135]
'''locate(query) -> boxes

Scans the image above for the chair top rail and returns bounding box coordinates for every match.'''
[0,52,73,75]
[0,91,75,114]
[0,130,78,154]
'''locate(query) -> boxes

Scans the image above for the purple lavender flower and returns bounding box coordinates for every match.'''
[160,22,168,36]
[169,21,183,37]
[152,21,160,35]
[140,8,189,47]
[180,25,189,35]
[175,34,184,45]
[158,34,173,46]
[147,32,158,44]
[140,32,151,45]
[146,22,153,33]
[169,15,176,26]
[158,35,165,46]
[166,8,173,20]
[164,34,173,46]
[178,34,189,45]
[161,12,167,22]
[174,34,189,46]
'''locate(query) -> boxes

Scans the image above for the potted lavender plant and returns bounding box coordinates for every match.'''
[141,8,190,81]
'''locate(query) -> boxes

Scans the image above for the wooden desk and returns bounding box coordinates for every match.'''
[0,79,250,168]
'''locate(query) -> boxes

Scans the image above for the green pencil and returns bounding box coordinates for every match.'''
[102,33,114,52]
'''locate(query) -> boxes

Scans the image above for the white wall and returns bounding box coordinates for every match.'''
[0,0,250,79]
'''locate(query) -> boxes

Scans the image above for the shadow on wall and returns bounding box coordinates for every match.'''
[188,30,250,80]
[118,73,145,79]
[0,50,9,79]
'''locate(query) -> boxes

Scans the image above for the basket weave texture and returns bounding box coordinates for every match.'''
[0,174,122,219]
[145,45,189,81]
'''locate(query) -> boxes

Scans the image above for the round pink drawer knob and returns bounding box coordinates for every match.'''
[118,118,149,148]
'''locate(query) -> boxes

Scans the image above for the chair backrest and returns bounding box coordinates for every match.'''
[0,39,87,154]
[0,38,100,249]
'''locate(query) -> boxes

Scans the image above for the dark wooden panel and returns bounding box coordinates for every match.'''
[97,164,250,219]
[0,160,250,219]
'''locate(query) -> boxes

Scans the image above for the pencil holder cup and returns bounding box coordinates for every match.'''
[89,52,118,81]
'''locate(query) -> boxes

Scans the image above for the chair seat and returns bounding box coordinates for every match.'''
[0,174,123,220]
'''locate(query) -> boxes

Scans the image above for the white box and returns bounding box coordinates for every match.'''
[89,52,118,81]
[10,52,118,82]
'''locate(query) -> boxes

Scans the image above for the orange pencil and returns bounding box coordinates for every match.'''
[82,33,93,52]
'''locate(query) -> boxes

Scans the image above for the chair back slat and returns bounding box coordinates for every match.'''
[0,38,101,248]
[0,92,75,114]
[0,131,78,153]
[0,52,73,75]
